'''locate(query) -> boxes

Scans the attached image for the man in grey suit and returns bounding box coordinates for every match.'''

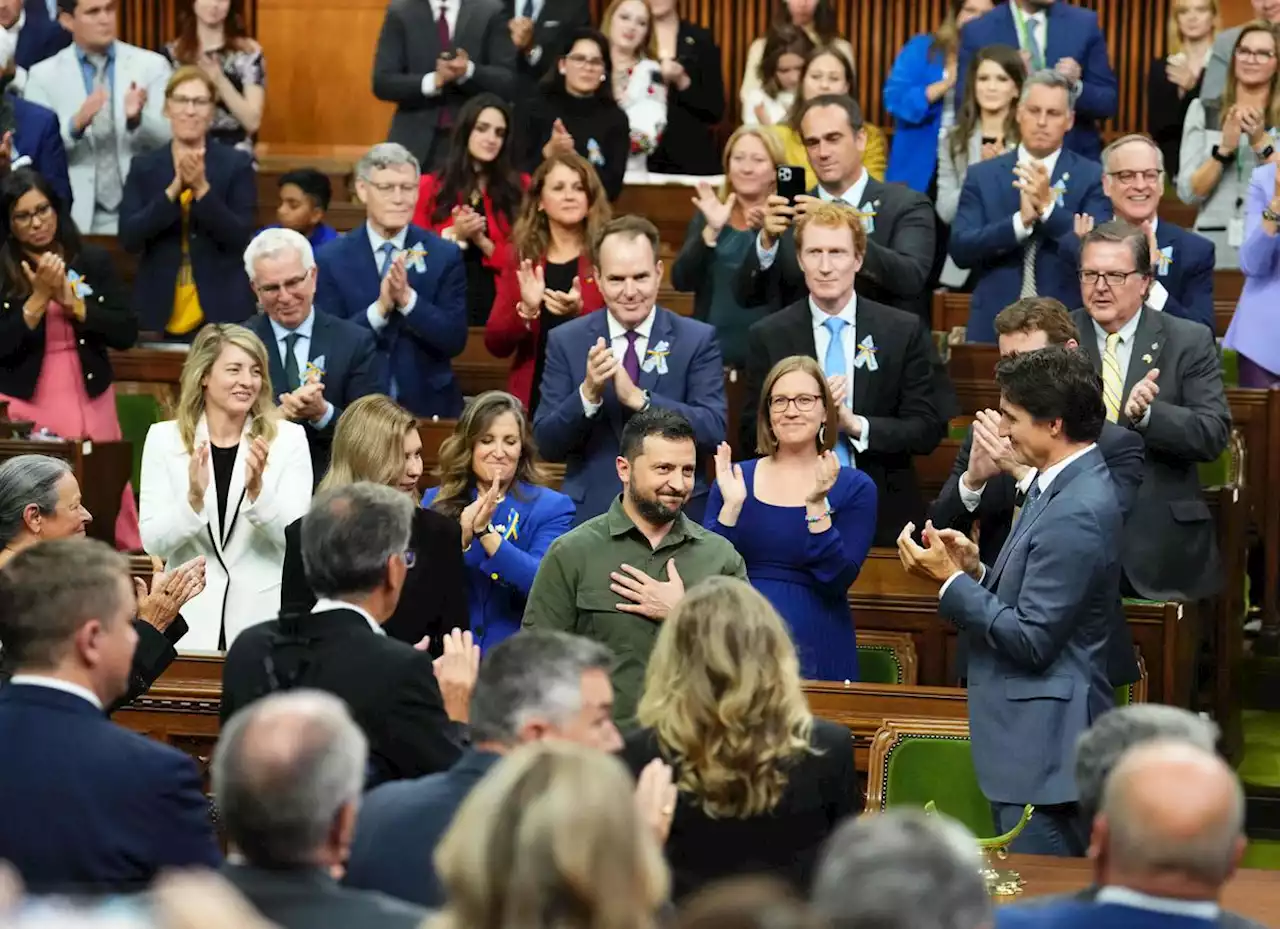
[372,0,517,171]
[898,346,1121,857]
[1072,221,1231,602]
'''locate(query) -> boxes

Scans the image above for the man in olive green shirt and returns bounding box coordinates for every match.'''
[523,408,746,725]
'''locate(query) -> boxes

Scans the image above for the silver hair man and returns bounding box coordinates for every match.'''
[355,142,421,184]
[300,482,414,599]
[243,227,316,281]
[1020,68,1077,108]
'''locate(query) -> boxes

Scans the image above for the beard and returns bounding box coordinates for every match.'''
[628,484,684,525]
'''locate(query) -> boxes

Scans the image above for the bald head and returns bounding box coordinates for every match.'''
[1098,741,1245,891]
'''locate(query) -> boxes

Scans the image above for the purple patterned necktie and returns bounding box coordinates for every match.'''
[437,1,455,128]
[622,330,641,384]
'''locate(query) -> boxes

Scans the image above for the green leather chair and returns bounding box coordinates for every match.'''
[858,646,904,685]
[115,393,162,492]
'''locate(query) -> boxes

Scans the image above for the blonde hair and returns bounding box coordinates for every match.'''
[176,324,278,454]
[794,201,868,257]
[637,577,816,819]
[1167,0,1219,56]
[430,741,669,929]
[720,126,784,201]
[601,0,660,61]
[318,394,417,494]
[512,152,612,263]
[755,355,839,456]
[1224,21,1280,131]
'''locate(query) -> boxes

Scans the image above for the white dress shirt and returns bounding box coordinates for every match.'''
[757,169,872,268]
[1094,887,1219,921]
[8,674,104,711]
[1011,143,1063,241]
[0,10,24,70]
[313,596,385,636]
[958,456,1037,513]
[420,0,477,96]
[1091,306,1151,427]
[810,293,871,456]
[1143,215,1171,311]
[267,308,336,429]
[580,307,656,417]
[364,222,419,332]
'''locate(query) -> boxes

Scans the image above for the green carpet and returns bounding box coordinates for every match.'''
[1243,839,1280,870]
[1238,710,1280,790]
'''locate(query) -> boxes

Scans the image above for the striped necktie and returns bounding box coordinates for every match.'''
[1102,332,1124,422]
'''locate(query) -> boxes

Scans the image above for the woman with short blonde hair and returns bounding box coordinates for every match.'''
[623,576,857,899]
[139,323,312,651]
[433,740,669,929]
[1150,0,1219,177]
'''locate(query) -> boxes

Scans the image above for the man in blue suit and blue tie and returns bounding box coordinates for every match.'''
[0,0,71,78]
[0,539,220,893]
[958,0,1116,161]
[316,142,466,418]
[950,70,1110,343]
[898,346,1121,857]
[534,215,727,526]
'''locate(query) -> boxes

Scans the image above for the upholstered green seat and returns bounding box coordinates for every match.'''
[877,733,996,838]
[115,393,162,491]
[1114,683,1133,706]
[1198,445,1232,487]
[857,646,904,685]
[948,421,968,441]
[1219,345,1239,388]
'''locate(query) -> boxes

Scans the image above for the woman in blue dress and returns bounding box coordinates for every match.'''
[424,391,575,652]
[704,355,876,680]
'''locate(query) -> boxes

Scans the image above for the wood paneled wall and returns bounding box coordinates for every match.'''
[123,0,1246,154]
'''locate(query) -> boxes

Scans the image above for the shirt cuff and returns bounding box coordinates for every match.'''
[366,302,390,332]
[940,564,986,599]
[850,416,870,453]
[421,72,439,96]
[313,402,336,430]
[1147,280,1169,311]
[959,474,985,513]
[756,232,779,269]
[580,384,603,418]
[1012,211,1034,242]
[400,289,418,315]
[1136,406,1152,429]
[460,60,476,83]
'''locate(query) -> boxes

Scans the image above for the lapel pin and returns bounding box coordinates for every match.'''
[1151,342,1159,350]
[1142,353,1153,365]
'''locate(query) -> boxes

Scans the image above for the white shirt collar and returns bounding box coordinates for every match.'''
[8,674,104,711]
[818,169,870,208]
[606,306,657,342]
[312,597,385,637]
[1034,442,1097,496]
[1095,887,1219,921]
[1091,306,1144,349]
[365,222,408,256]
[267,307,316,342]
[809,291,858,330]
[1017,144,1063,181]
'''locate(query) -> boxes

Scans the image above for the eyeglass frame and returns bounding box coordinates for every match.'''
[11,201,54,226]
[1105,169,1163,186]
[1235,47,1277,62]
[768,393,824,413]
[1078,269,1149,289]
[563,52,606,69]
[168,94,215,110]
[255,269,315,299]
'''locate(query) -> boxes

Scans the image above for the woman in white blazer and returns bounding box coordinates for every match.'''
[139,323,312,651]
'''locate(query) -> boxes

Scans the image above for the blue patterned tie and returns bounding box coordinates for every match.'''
[822,317,851,466]
[378,241,397,279]
[1016,478,1043,528]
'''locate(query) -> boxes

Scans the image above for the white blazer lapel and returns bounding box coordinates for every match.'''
[195,414,250,551]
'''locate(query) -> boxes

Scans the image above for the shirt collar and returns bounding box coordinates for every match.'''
[1034,442,1097,495]
[365,222,408,255]
[8,674,104,711]
[312,597,384,636]
[809,291,857,330]
[267,307,316,343]
[606,306,657,341]
[605,495,691,545]
[1017,144,1063,180]
[818,169,870,208]
[1091,306,1144,349]
[1095,887,1220,921]
[75,43,116,67]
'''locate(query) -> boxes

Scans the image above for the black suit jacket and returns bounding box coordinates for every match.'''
[119,143,257,331]
[245,310,387,481]
[929,421,1147,686]
[734,179,938,324]
[0,243,136,399]
[222,863,427,929]
[647,21,725,176]
[345,749,500,907]
[280,509,468,655]
[220,607,465,785]
[742,297,955,545]
[504,0,591,84]
[622,720,857,901]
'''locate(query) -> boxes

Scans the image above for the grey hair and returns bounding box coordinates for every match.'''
[301,482,414,598]
[243,227,316,281]
[1101,133,1166,175]
[1020,68,1076,108]
[1075,704,1220,820]
[212,689,369,868]
[812,810,990,929]
[1080,219,1153,278]
[355,142,421,183]
[1101,740,1245,885]
[469,631,615,744]
[0,455,72,548]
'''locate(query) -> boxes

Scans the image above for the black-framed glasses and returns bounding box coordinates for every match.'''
[1079,269,1145,288]
[1106,169,1162,185]
[565,53,605,68]
[1237,47,1277,61]
[769,394,822,413]
[11,202,53,225]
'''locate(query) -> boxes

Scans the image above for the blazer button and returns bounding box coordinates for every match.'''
[86,372,94,381]
[79,338,85,346]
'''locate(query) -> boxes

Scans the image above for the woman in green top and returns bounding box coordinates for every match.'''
[671,126,782,369]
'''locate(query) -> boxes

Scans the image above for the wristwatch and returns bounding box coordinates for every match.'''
[1264,208,1280,224]
[1258,144,1277,162]
[477,523,500,541]
[1212,144,1236,165]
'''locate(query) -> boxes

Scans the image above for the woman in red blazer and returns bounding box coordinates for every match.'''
[412,93,529,325]
[485,152,612,414]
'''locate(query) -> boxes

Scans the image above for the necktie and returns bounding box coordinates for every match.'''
[378,241,397,279]
[437,1,455,128]
[621,330,641,385]
[282,332,302,392]
[521,0,536,19]
[1026,15,1046,71]
[822,316,851,467]
[1103,332,1124,423]
[89,55,123,215]
[1019,162,1041,299]
[1013,478,1043,532]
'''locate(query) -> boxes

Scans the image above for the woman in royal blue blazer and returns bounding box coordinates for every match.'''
[424,390,574,652]
[883,0,992,193]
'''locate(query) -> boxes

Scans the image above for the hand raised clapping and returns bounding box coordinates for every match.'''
[691,181,735,236]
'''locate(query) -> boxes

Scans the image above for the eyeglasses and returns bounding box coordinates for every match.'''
[769,394,822,413]
[11,202,53,225]
[367,182,418,196]
[169,94,214,110]
[1107,169,1162,185]
[1237,47,1277,61]
[565,53,605,68]
[1079,269,1145,288]
[256,273,311,298]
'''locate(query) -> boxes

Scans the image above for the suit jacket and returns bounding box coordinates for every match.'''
[15,0,70,72]
[940,447,1121,806]
[280,508,468,654]
[0,242,136,399]
[997,896,1232,929]
[372,0,517,164]
[221,607,465,785]
[622,720,858,901]
[245,309,387,481]
[504,0,591,84]
[930,420,1146,686]
[0,683,219,893]
[315,225,467,418]
[958,2,1117,161]
[345,749,501,907]
[1072,307,1231,601]
[7,93,71,210]
[734,178,938,324]
[647,21,725,177]
[1067,886,1266,929]
[532,307,727,526]
[223,863,427,929]
[119,142,258,331]
[24,41,172,234]
[139,417,314,651]
[742,297,955,546]
[951,149,1109,343]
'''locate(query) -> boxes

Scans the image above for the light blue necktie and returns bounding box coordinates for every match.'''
[378,241,397,279]
[822,316,851,466]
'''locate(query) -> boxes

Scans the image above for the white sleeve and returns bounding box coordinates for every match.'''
[241,423,315,549]
[138,423,209,557]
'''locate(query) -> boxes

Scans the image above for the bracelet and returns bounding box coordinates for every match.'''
[804,499,833,525]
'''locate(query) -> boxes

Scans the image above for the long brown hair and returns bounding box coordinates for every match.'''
[949,43,1025,168]
[170,0,255,64]
[755,355,839,457]
[758,24,814,98]
[318,395,418,495]
[511,153,611,262]
[1223,22,1280,131]
[785,45,857,132]
[430,391,548,519]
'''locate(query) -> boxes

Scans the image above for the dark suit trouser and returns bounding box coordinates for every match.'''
[992,801,1087,857]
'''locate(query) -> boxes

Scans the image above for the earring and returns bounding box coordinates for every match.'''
[818,424,827,445]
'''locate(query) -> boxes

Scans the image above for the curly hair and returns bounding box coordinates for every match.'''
[511,152,611,262]
[637,577,816,819]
